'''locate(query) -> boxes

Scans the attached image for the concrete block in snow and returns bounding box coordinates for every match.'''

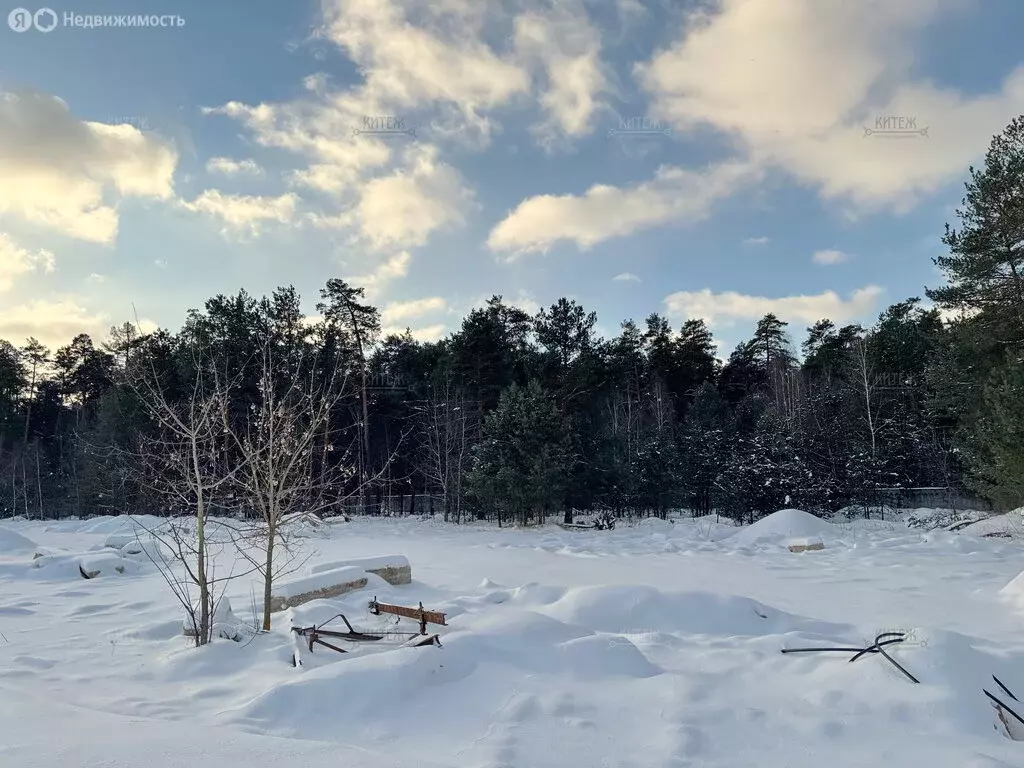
[308,555,411,585]
[268,566,368,612]
[788,536,825,553]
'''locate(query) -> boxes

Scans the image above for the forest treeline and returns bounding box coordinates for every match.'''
[1,117,1023,525]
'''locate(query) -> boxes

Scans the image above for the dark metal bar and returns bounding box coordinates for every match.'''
[993,675,1018,702]
[985,690,1024,728]
[781,632,919,684]
[310,633,348,654]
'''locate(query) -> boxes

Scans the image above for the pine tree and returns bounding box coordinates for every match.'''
[964,357,1024,509]
[928,115,1024,342]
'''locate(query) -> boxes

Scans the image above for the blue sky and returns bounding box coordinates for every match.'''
[1,0,1023,357]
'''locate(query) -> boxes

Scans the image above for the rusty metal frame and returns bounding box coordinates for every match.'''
[291,610,443,656]
[367,597,447,635]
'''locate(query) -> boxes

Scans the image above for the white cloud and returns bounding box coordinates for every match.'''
[487,160,759,257]
[381,323,447,342]
[180,190,298,238]
[613,272,641,282]
[347,145,475,250]
[743,236,770,245]
[637,0,1024,210]
[664,285,884,327]
[0,234,55,291]
[509,289,541,315]
[346,251,412,299]
[0,298,109,349]
[319,0,531,145]
[0,90,177,244]
[512,1,611,147]
[812,248,850,265]
[381,296,447,325]
[205,157,264,176]
[204,0,619,264]
[207,99,394,198]
[88,273,106,283]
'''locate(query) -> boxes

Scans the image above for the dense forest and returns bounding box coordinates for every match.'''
[1,117,1022,526]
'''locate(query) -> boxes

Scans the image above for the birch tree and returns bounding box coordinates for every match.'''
[130,347,240,646]
[418,375,476,522]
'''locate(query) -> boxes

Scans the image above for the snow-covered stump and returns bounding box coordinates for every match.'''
[268,566,369,612]
[788,536,825,553]
[103,533,137,550]
[308,555,411,585]
[182,598,252,641]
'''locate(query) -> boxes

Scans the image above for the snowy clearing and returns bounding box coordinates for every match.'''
[3,511,1024,768]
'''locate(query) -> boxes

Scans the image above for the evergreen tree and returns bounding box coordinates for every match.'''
[963,356,1024,509]
[929,115,1024,342]
[466,381,575,525]
[679,382,730,515]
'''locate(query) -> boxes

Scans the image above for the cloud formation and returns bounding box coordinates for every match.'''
[0,233,55,291]
[812,249,850,265]
[487,161,759,257]
[664,285,884,327]
[0,298,109,349]
[205,157,264,176]
[180,191,298,238]
[637,0,1024,210]
[0,90,177,244]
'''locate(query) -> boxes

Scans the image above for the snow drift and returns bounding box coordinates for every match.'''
[0,526,37,555]
[730,509,836,546]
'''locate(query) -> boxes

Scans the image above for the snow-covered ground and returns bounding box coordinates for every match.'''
[3,509,1024,767]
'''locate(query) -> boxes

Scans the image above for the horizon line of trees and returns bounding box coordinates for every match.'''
[1,115,1023,525]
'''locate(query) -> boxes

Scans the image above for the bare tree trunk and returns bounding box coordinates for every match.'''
[21,457,28,518]
[35,446,43,520]
[192,437,211,644]
[852,339,879,457]
[262,523,275,631]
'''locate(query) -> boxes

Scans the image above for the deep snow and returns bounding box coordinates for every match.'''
[2,510,1024,767]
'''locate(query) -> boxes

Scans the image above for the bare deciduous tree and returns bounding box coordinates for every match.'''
[129,348,243,646]
[418,376,476,523]
[221,343,357,631]
[850,337,882,457]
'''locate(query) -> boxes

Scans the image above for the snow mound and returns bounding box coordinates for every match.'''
[233,606,659,745]
[730,508,835,546]
[632,517,675,533]
[28,549,142,579]
[557,634,660,679]
[544,584,843,638]
[997,569,1024,604]
[78,552,139,578]
[891,628,1022,738]
[182,597,253,642]
[0,526,37,554]
[957,510,1024,539]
